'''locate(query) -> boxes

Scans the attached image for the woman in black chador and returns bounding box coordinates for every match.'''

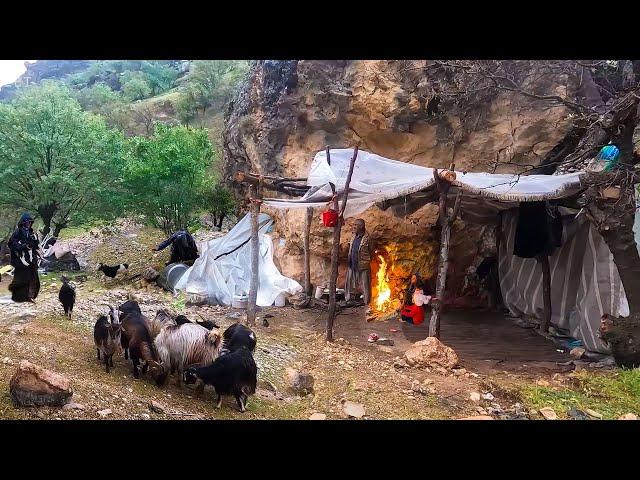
[8,213,41,302]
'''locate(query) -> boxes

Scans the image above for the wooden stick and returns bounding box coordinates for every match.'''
[538,254,552,333]
[304,207,313,296]
[428,170,461,338]
[247,185,261,326]
[326,146,359,342]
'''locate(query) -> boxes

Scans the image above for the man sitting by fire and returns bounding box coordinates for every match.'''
[399,273,435,326]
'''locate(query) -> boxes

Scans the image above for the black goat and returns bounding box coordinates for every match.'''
[120,308,167,386]
[196,319,220,330]
[118,300,142,359]
[93,307,122,373]
[98,263,129,278]
[183,346,257,412]
[58,275,76,319]
[220,322,256,355]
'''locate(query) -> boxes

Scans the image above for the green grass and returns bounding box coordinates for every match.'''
[519,369,640,419]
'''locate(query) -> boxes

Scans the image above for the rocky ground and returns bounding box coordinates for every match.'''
[0,222,638,420]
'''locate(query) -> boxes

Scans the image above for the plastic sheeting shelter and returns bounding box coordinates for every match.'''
[264,148,630,354]
[174,213,302,306]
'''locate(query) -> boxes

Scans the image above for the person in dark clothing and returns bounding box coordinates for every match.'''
[153,229,199,266]
[7,213,41,303]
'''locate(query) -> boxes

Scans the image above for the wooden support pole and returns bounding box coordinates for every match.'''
[428,168,462,339]
[326,145,359,342]
[304,207,313,296]
[247,184,261,326]
[538,254,552,333]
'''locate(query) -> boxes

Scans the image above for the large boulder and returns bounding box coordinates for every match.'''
[285,368,314,396]
[404,337,459,369]
[9,360,73,407]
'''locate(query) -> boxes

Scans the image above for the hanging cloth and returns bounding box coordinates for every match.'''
[513,201,562,259]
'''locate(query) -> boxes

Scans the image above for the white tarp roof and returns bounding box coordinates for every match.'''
[264,149,586,218]
[174,213,302,306]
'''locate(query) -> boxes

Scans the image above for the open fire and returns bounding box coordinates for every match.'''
[374,254,392,312]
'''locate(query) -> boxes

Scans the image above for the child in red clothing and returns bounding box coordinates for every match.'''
[399,274,434,325]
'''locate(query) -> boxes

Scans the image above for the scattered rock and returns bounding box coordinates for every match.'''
[618,413,638,420]
[569,347,586,359]
[258,379,279,393]
[139,413,151,420]
[481,393,494,401]
[376,338,394,346]
[470,392,481,403]
[9,360,73,407]
[411,380,428,395]
[539,407,558,420]
[97,408,112,417]
[2,357,13,365]
[342,401,366,419]
[452,368,467,376]
[536,379,550,387]
[459,415,493,420]
[404,337,459,369]
[567,407,590,420]
[584,408,603,419]
[475,406,487,415]
[286,368,314,396]
[309,413,327,420]
[148,400,166,414]
[62,402,86,411]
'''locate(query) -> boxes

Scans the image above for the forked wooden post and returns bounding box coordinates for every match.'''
[304,207,313,296]
[428,166,462,339]
[326,145,359,342]
[247,184,261,326]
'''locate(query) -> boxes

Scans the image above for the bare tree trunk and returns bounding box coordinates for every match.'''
[247,185,260,326]
[304,207,313,296]
[428,168,462,339]
[327,146,359,342]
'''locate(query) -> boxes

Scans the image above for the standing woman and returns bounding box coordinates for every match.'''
[8,213,41,303]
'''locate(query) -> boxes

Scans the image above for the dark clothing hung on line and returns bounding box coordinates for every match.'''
[513,202,562,259]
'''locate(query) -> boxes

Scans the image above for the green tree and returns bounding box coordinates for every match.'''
[0,82,125,237]
[141,61,179,96]
[122,123,214,234]
[175,60,249,120]
[74,83,121,111]
[205,183,235,230]
[121,71,152,101]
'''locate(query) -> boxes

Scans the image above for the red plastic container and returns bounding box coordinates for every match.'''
[322,209,339,227]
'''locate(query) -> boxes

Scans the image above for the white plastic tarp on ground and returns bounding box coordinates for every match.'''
[174,213,302,306]
[264,149,586,217]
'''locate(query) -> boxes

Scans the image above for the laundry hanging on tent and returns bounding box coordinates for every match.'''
[513,202,562,259]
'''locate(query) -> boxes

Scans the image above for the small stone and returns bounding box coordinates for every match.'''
[469,373,479,378]
[376,338,394,346]
[459,415,493,420]
[618,413,638,420]
[481,393,494,401]
[476,406,487,415]
[2,357,12,365]
[139,413,151,420]
[470,392,481,403]
[452,368,467,376]
[422,378,434,385]
[9,360,73,407]
[539,407,558,420]
[342,401,366,419]
[286,368,314,396]
[585,408,603,419]
[97,408,112,417]
[569,347,586,360]
[536,379,550,387]
[148,400,165,414]
[62,402,86,411]
[309,413,327,420]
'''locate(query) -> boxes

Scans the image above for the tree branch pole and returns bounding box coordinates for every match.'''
[304,207,313,296]
[326,145,359,342]
[247,184,261,326]
[537,253,552,333]
[428,165,462,339]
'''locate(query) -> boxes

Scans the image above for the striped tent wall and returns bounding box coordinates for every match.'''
[498,210,629,354]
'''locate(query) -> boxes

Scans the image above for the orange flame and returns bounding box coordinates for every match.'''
[375,254,392,312]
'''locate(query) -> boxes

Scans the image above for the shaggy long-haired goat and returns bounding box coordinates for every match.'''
[154,322,222,387]
[120,307,167,386]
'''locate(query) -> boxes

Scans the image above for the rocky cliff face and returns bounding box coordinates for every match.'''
[223,60,573,298]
